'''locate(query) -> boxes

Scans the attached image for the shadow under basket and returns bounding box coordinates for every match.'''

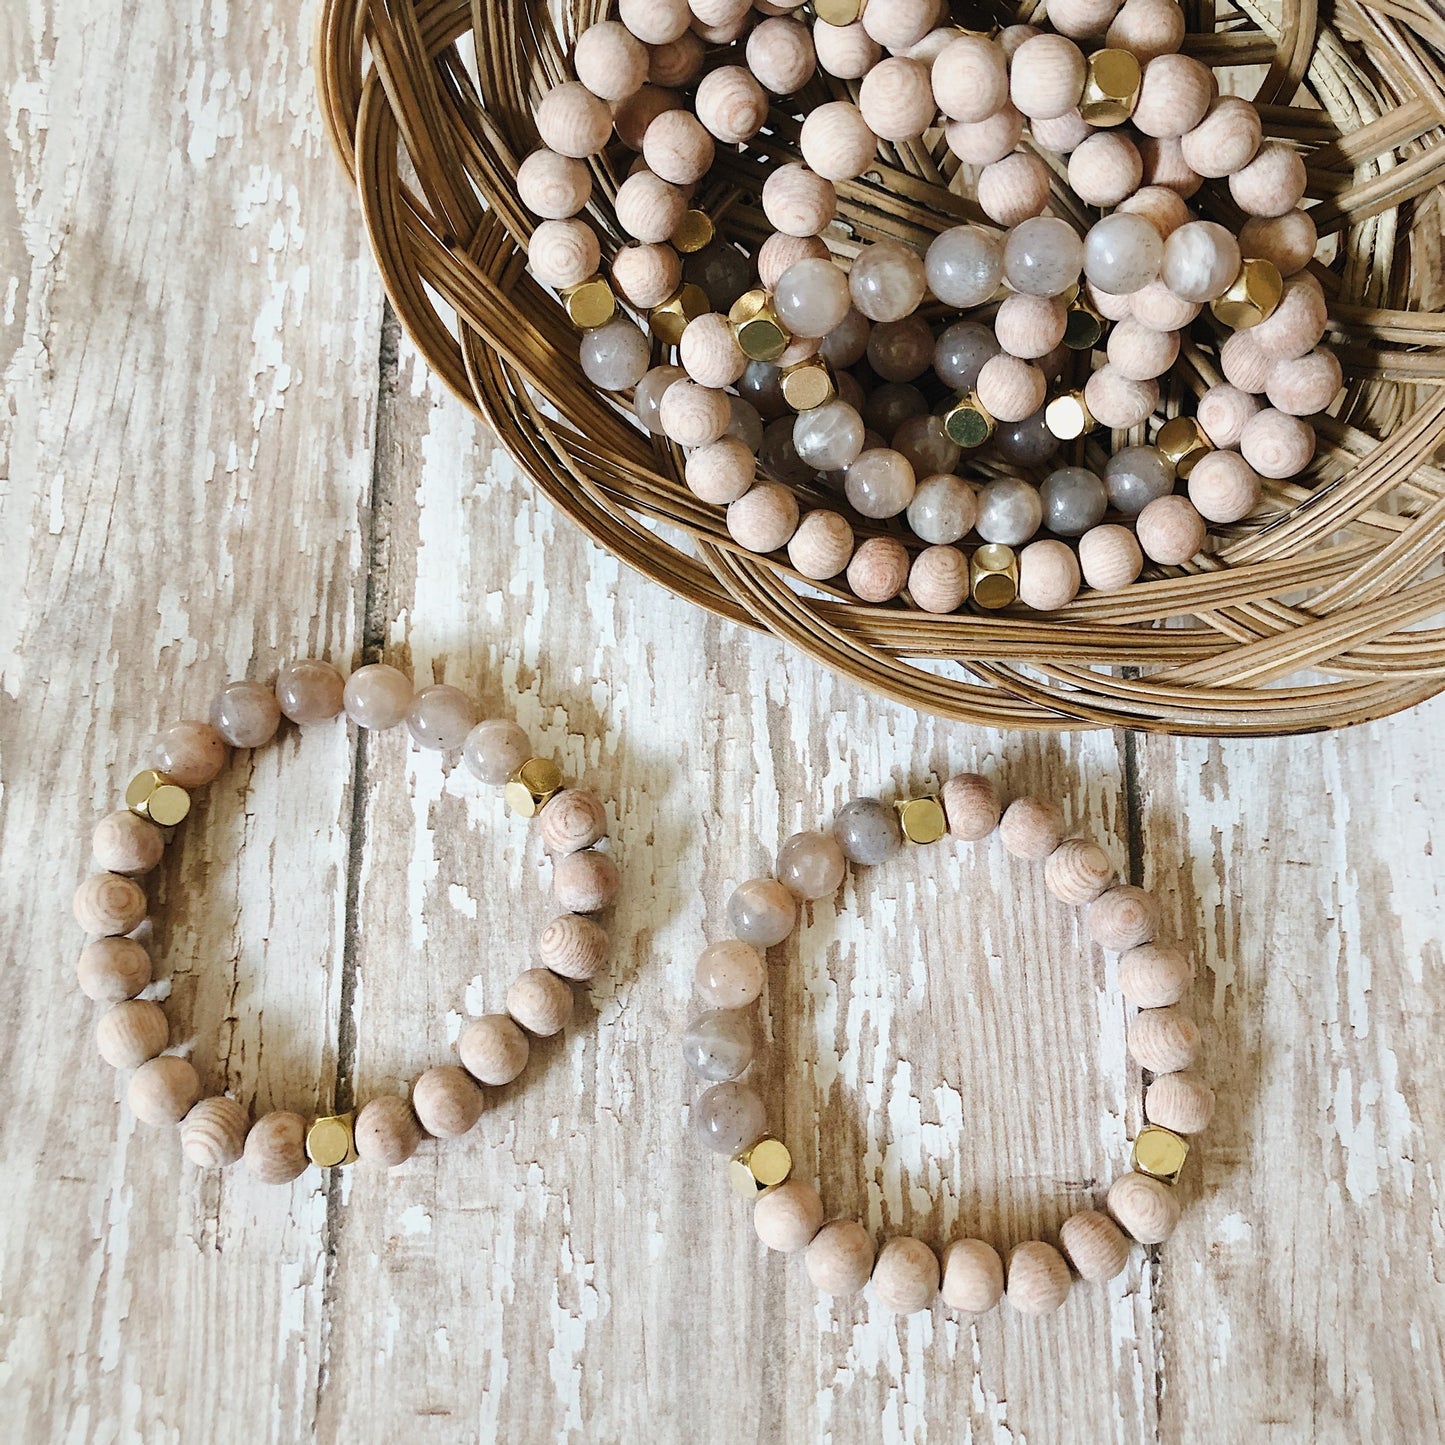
[317,0,1445,735]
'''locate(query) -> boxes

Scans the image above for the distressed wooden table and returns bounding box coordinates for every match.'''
[3,5,1442,1442]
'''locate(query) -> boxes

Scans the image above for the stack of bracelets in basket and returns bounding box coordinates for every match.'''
[684,778,1211,1316]
[71,660,620,1182]
[521,0,1334,610]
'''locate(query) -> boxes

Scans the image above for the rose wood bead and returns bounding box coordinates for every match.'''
[687,438,754,506]
[761,164,837,239]
[1220,330,1275,394]
[661,380,731,447]
[1047,0,1122,38]
[211,680,283,749]
[788,511,854,580]
[536,82,613,157]
[1118,185,1191,239]
[128,1055,201,1127]
[1251,276,1329,362]
[1107,319,1179,381]
[181,1096,249,1168]
[92,810,165,877]
[1018,539,1081,610]
[1136,494,1206,566]
[1119,942,1194,1007]
[932,34,1009,122]
[615,170,687,244]
[150,720,228,788]
[1009,34,1087,121]
[861,0,937,51]
[537,913,609,982]
[942,774,1001,841]
[1006,1241,1071,1314]
[642,109,712,186]
[412,1064,485,1137]
[1107,0,1186,60]
[553,848,621,915]
[977,355,1047,423]
[354,1095,425,1166]
[517,148,592,219]
[1137,134,1200,196]
[538,790,608,856]
[728,482,800,554]
[74,872,146,937]
[800,101,878,182]
[1188,450,1261,524]
[1060,1209,1132,1282]
[1145,1070,1217,1134]
[941,1238,1005,1313]
[275,659,344,723]
[78,937,152,1002]
[574,21,648,102]
[612,85,681,151]
[1045,838,1114,904]
[619,0,689,44]
[1079,524,1144,590]
[1132,53,1213,138]
[872,1236,940,1314]
[1128,1005,1202,1073]
[807,1219,876,1296]
[945,105,1024,166]
[97,999,169,1069]
[1240,210,1317,276]
[244,1110,309,1184]
[1229,140,1307,217]
[814,20,881,81]
[460,1013,532,1084]
[996,291,1068,362]
[1179,95,1261,178]
[1197,383,1262,447]
[1266,348,1342,417]
[528,218,601,289]
[757,232,829,290]
[1069,133,1144,208]
[695,66,767,144]
[859,57,935,142]
[754,1180,825,1252]
[846,535,910,603]
[1085,367,1159,430]
[1031,108,1092,153]
[1108,1170,1181,1243]
[1089,884,1159,950]
[908,545,968,614]
[611,242,682,309]
[1240,409,1316,480]
[1000,797,1066,861]
[747,17,815,95]
[508,968,574,1037]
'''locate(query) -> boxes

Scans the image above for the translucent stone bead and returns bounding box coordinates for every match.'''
[737,360,788,422]
[691,1080,767,1155]
[993,408,1060,466]
[682,1009,755,1081]
[933,320,999,392]
[1161,221,1241,303]
[845,448,916,519]
[462,718,531,785]
[907,474,976,545]
[818,308,871,370]
[868,316,934,383]
[793,400,866,471]
[694,939,767,1010]
[634,365,687,432]
[1040,467,1108,536]
[1104,445,1175,516]
[848,239,927,322]
[684,240,752,311]
[210,680,281,749]
[759,417,814,485]
[774,257,852,338]
[725,396,765,453]
[727,877,797,947]
[275,659,345,724]
[149,720,228,788]
[891,415,960,479]
[776,830,847,900]
[1082,214,1163,295]
[862,383,927,437]
[1003,217,1084,297]
[579,317,651,391]
[833,797,902,865]
[976,476,1043,546]
[925,225,1004,308]
[343,663,413,730]
[406,684,476,751]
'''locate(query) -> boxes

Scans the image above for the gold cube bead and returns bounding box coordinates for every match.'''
[728,288,792,363]
[650,282,710,347]
[124,769,191,827]
[970,542,1019,610]
[813,0,866,23]
[1156,415,1214,478]
[561,276,616,330]
[671,208,715,255]
[1064,298,1105,351]
[1079,49,1142,127]
[306,1111,358,1168]
[728,1137,793,1197]
[895,797,947,845]
[942,391,994,449]
[780,356,836,412]
[1210,256,1284,331]
[1045,390,1095,441]
[1132,1123,1189,1184]
[505,757,565,818]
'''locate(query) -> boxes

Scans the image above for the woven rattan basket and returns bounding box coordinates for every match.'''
[316,0,1445,733]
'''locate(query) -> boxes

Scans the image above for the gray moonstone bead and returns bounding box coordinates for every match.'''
[976,476,1043,545]
[579,316,651,390]
[634,366,686,433]
[933,320,1000,392]
[682,1010,756,1081]
[1082,214,1163,295]
[725,396,764,453]
[692,1080,767,1155]
[1003,217,1084,297]
[926,224,1004,308]
[907,474,976,545]
[1104,445,1176,516]
[1041,467,1108,536]
[892,414,961,478]
[737,360,787,420]
[793,400,866,470]
[727,878,798,947]
[993,408,1060,466]
[760,416,815,483]
[774,257,852,338]
[862,382,927,436]
[684,240,753,310]
[833,797,903,865]
[818,308,871,370]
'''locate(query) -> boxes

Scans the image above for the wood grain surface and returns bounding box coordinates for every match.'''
[2,4,1442,1443]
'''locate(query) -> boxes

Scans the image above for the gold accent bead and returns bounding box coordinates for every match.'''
[1079,49,1142,127]
[1064,297,1105,351]
[1156,415,1214,478]
[504,757,565,818]
[649,282,710,347]
[813,0,866,23]
[729,1137,793,1197]
[970,542,1019,610]
[561,276,616,330]
[1209,256,1284,331]
[895,797,947,845]
[780,356,836,412]
[1132,1123,1189,1184]
[728,288,791,363]
[942,391,995,449]
[1045,391,1095,441]
[125,769,191,827]
[671,209,714,254]
[306,1111,358,1168]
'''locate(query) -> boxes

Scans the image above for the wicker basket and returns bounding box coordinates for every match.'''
[316,0,1445,734]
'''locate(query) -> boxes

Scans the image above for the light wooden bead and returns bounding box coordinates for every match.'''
[412,1064,485,1137]
[695,65,767,144]
[747,17,814,94]
[1137,135,1201,197]
[1106,0,1186,61]
[244,1110,308,1184]
[1009,34,1087,121]
[1059,1209,1132,1282]
[642,109,715,185]
[727,482,800,553]
[1132,53,1212,138]
[1079,523,1143,590]
[1240,408,1316,480]
[660,380,731,447]
[1266,347,1342,417]
[859,57,935,142]
[1030,108,1093,153]
[615,169,687,244]
[1005,1241,1071,1315]
[757,232,828,291]
[1000,797,1066,860]
[1179,95,1260,178]
[648,32,705,87]
[517,149,592,220]
[1018,539,1081,610]
[1086,281,1135,322]
[354,1095,424,1167]
[74,872,146,937]
[871,1236,939,1314]
[908,544,968,614]
[508,968,575,1037]
[1117,185,1191,239]
[1089,883,1159,949]
[1128,280,1198,331]
[931,33,1009,123]
[686,437,755,504]
[1128,1004,1202,1072]
[807,1219,876,1295]
[978,153,1052,227]
[1119,940,1193,1007]
[1251,276,1329,362]
[78,937,152,1002]
[799,101,878,182]
[611,242,682,309]
[1047,0,1121,38]
[945,104,1024,166]
[528,218,601,289]
[1239,209,1317,276]
[942,773,1000,841]
[1108,1170,1181,1243]
[1188,450,1261,523]
[619,0,690,45]
[861,0,937,51]
[1084,366,1159,429]
[1229,140,1307,218]
[92,810,165,876]
[680,313,747,389]
[128,1055,201,1127]
[612,85,681,151]
[1197,383,1262,447]
[1069,133,1143,208]
[553,848,621,913]
[690,0,751,27]
[1045,837,1114,904]
[538,789,608,856]
[788,510,854,580]
[459,1013,531,1084]
[754,1180,825,1252]
[995,293,1066,359]
[574,21,649,101]
[976,354,1046,423]
[1135,494,1205,566]
[181,1096,249,1168]
[1107,318,1179,380]
[761,164,837,238]
[1220,330,1274,394]
[1146,1069,1216,1134]
[691,13,751,46]
[998,22,1042,58]
[536,82,613,157]
[813,20,881,80]
[538,912,609,983]
[97,999,169,1069]
[941,1238,1005,1312]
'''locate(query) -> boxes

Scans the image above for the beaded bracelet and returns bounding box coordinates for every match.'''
[520,0,1334,611]
[73,660,620,1182]
[683,775,1212,1316]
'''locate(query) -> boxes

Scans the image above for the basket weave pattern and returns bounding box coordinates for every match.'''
[317,0,1445,733]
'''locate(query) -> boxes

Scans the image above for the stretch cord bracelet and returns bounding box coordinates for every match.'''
[519,0,1333,610]
[683,775,1213,1317]
[72,660,620,1182]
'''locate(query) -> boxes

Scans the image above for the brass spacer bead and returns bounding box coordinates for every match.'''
[894,796,947,845]
[780,355,836,412]
[125,769,191,827]
[970,542,1019,610]
[671,208,715,255]
[728,288,792,363]
[306,1111,358,1168]
[1045,390,1095,441]
[650,282,710,347]
[505,757,565,818]
[560,275,616,330]
[1079,48,1142,127]
[1132,1123,1190,1184]
[942,391,995,449]
[1156,415,1214,478]
[728,1137,793,1197]
[1064,297,1106,351]
[1209,256,1284,331]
